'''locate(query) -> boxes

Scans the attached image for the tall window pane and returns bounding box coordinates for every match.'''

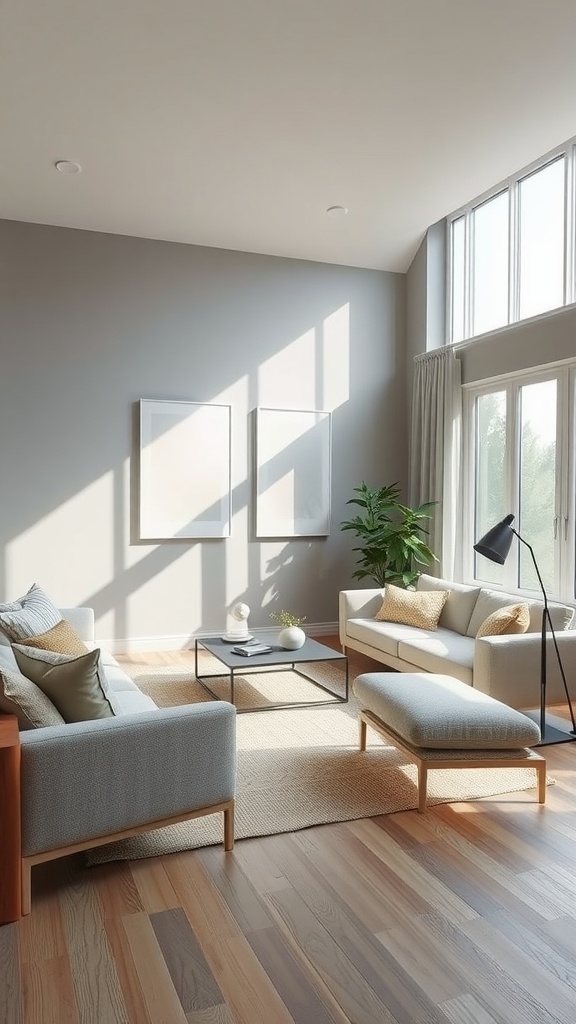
[519,158,565,321]
[451,216,465,343]
[474,391,506,585]
[518,380,556,592]
[471,191,509,337]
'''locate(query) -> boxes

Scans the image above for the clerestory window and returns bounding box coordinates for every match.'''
[448,140,576,344]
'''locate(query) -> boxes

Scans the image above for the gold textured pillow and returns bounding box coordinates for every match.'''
[476,603,530,638]
[22,619,87,656]
[375,584,449,630]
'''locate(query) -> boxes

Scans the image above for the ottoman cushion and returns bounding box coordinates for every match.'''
[353,672,541,750]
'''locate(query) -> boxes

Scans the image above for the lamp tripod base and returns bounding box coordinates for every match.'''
[522,708,576,746]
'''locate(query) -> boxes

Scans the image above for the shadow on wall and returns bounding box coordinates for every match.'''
[0,221,406,639]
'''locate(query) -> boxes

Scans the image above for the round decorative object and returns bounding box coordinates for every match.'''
[231,602,250,621]
[278,625,306,650]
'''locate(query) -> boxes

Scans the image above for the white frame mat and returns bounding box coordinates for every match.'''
[255,407,331,537]
[139,399,231,539]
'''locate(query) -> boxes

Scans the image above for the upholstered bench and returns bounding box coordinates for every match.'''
[353,672,546,812]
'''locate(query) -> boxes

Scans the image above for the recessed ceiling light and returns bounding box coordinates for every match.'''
[326,205,348,217]
[55,160,82,174]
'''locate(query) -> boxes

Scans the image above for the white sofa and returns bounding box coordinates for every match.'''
[340,574,576,710]
[0,606,236,915]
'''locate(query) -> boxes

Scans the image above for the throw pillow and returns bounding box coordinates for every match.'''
[0,665,65,730]
[22,619,87,656]
[0,584,62,642]
[375,584,449,631]
[12,645,116,723]
[476,603,531,638]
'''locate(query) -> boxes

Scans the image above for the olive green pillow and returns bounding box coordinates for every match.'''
[12,645,115,723]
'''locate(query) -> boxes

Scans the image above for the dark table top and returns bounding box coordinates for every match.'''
[197,633,347,669]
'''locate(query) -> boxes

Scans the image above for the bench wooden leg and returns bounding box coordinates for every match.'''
[417,761,428,813]
[536,761,547,804]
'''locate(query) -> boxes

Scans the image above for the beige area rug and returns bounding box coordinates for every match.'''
[86,654,545,865]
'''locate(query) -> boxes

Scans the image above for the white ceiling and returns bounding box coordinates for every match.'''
[2,1,576,272]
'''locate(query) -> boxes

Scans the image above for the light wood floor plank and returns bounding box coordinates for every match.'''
[440,992,499,1024]
[91,862,145,920]
[21,956,79,1024]
[230,837,289,895]
[103,916,152,1024]
[58,860,130,1024]
[460,914,576,1022]
[348,818,478,924]
[121,911,188,1024]
[0,923,23,1024]
[17,861,68,965]
[129,858,180,914]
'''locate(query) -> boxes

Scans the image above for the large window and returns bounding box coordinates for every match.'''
[464,365,576,604]
[449,143,575,344]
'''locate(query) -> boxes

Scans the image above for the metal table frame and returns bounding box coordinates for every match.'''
[194,636,349,713]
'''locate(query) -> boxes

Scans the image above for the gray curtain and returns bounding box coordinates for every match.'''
[409,348,462,579]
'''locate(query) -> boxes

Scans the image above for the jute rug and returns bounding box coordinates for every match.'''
[86,655,545,865]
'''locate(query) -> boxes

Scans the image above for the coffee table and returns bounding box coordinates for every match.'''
[195,634,348,713]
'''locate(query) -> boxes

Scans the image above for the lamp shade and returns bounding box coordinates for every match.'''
[474,513,516,565]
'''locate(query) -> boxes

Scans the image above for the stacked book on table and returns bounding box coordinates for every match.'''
[232,641,273,657]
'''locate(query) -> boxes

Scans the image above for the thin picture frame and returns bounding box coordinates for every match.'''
[255,407,331,537]
[139,399,232,539]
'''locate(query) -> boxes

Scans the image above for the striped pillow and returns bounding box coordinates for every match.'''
[0,584,62,642]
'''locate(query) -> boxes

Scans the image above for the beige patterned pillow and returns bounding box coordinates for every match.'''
[0,666,65,730]
[22,619,87,656]
[375,584,449,630]
[476,603,530,638]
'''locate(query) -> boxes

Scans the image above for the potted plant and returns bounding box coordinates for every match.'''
[270,610,307,650]
[340,482,438,588]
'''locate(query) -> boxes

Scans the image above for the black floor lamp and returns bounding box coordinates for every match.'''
[474,513,576,746]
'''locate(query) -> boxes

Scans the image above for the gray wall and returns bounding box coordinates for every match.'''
[0,219,406,647]
[460,304,576,384]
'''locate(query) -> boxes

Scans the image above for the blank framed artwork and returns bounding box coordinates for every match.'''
[255,408,331,537]
[139,399,231,539]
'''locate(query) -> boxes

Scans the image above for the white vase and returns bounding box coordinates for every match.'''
[278,625,306,650]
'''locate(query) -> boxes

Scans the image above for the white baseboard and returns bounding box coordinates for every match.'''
[101,622,339,655]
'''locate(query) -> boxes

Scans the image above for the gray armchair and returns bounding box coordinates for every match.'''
[1,606,236,915]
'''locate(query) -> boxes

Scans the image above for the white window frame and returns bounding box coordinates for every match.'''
[447,139,576,345]
[462,360,576,605]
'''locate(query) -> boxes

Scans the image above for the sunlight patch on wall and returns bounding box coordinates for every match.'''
[126,544,203,637]
[6,473,114,605]
[211,378,251,606]
[322,303,350,410]
[258,329,318,408]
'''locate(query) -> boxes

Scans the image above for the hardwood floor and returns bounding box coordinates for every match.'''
[2,643,576,1024]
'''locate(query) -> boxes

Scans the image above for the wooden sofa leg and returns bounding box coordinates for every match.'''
[21,860,32,916]
[359,714,367,751]
[224,802,235,851]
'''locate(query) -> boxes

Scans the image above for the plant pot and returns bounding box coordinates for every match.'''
[278,626,306,650]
